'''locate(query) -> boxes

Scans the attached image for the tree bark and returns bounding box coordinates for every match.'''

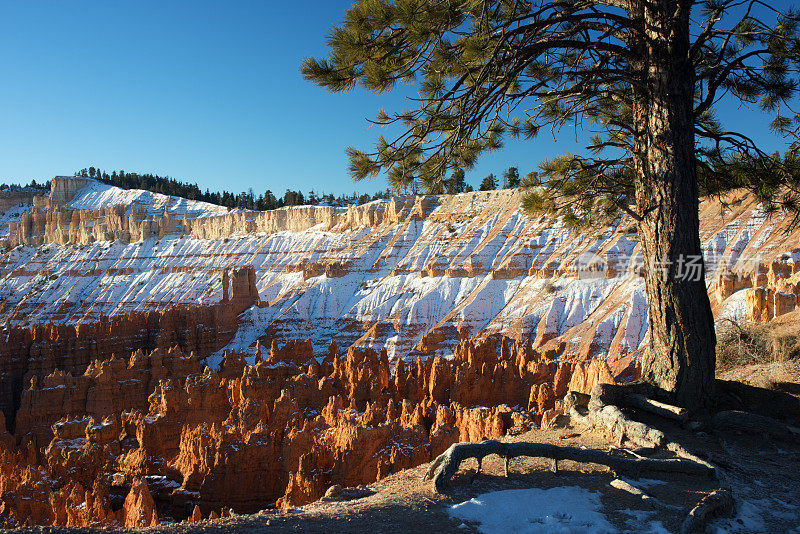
[629,0,716,408]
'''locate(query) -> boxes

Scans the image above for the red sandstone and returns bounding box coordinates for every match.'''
[0,332,625,527]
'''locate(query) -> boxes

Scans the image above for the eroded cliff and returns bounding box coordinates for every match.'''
[0,177,797,527]
[1,177,790,366]
[0,334,620,527]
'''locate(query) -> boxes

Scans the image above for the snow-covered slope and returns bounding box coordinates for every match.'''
[0,178,792,365]
[0,202,33,237]
[65,179,232,218]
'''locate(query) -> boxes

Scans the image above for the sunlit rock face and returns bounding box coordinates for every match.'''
[0,177,797,526]
[0,337,617,527]
[1,177,789,366]
[0,268,259,427]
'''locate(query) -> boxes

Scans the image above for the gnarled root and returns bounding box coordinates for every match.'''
[680,488,735,533]
[424,440,715,493]
[609,478,683,512]
[588,383,688,422]
[713,410,800,441]
[428,381,737,533]
[566,386,668,449]
[567,384,714,472]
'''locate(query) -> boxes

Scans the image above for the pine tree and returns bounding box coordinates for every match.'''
[503,167,520,188]
[479,173,497,191]
[524,172,539,187]
[303,0,800,407]
[445,169,467,194]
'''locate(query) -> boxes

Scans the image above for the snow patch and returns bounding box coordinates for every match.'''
[620,510,670,534]
[448,487,616,533]
[709,497,799,533]
[208,305,280,368]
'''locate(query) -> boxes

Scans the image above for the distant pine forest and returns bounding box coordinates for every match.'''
[0,165,530,211]
[72,167,395,210]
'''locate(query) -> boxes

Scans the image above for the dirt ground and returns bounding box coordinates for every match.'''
[12,362,800,533]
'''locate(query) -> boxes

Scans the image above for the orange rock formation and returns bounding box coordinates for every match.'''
[0,335,624,527]
[0,266,259,431]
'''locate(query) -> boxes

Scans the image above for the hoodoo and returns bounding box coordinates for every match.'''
[5,0,800,527]
[0,177,797,528]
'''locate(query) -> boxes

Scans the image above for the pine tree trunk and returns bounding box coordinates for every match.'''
[630,0,716,408]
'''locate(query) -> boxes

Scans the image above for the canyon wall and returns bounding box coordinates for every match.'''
[0,177,798,526]
[0,189,40,213]
[2,178,794,367]
[738,257,800,322]
[2,179,419,248]
[0,265,260,429]
[48,177,92,207]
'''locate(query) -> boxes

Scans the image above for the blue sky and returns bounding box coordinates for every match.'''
[0,1,794,196]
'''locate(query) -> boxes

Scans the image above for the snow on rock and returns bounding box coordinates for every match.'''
[0,180,793,363]
[65,178,230,218]
[207,305,280,368]
[717,288,749,322]
[0,202,33,236]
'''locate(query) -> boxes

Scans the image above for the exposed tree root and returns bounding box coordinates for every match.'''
[713,410,800,441]
[567,385,715,472]
[589,383,688,423]
[579,400,667,449]
[567,386,667,450]
[426,381,741,532]
[626,394,689,424]
[609,478,683,512]
[680,488,736,533]
[423,440,715,492]
[422,381,800,532]
[715,379,800,422]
